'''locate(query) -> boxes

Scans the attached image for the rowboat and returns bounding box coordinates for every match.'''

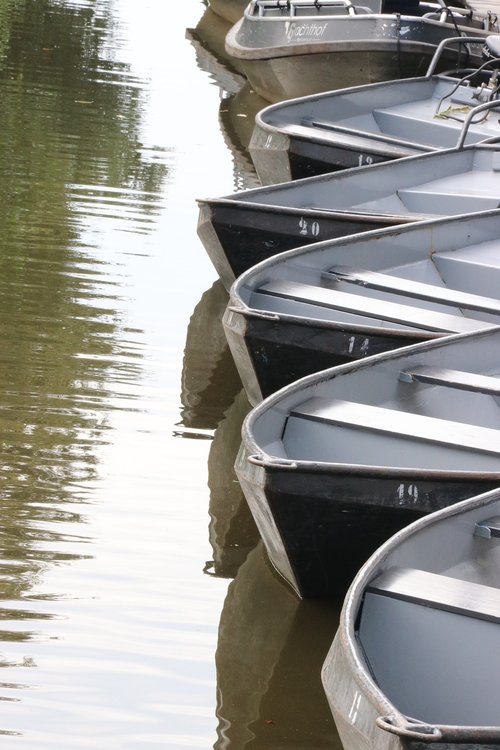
[225,0,493,103]
[235,327,500,598]
[322,485,500,750]
[197,143,500,289]
[249,34,500,183]
[223,210,500,405]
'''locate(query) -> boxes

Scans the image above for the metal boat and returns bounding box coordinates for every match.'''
[223,210,500,405]
[197,143,500,289]
[322,485,500,750]
[235,327,500,597]
[225,0,494,103]
[250,34,500,183]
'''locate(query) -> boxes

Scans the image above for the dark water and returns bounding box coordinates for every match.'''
[0,0,342,746]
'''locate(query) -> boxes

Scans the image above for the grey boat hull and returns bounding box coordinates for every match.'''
[226,10,490,102]
[322,486,500,749]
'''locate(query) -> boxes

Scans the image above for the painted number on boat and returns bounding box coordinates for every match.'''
[348,336,370,355]
[358,153,374,167]
[298,217,320,236]
[397,483,419,504]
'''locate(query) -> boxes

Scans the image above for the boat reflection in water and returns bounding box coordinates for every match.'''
[219,82,267,191]
[180,280,242,432]
[186,6,246,96]
[209,0,249,25]
[215,541,343,748]
[186,7,260,191]
[206,389,260,579]
[180,284,257,579]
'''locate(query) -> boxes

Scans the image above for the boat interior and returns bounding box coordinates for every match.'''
[356,496,500,725]
[298,80,500,149]
[247,225,500,333]
[282,377,500,469]
[349,163,500,214]
[261,64,500,150]
[252,329,500,472]
[230,148,500,215]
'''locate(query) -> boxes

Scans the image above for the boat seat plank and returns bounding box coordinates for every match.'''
[299,118,418,148]
[399,366,500,395]
[475,516,500,539]
[367,566,500,624]
[373,105,500,141]
[323,265,500,315]
[397,188,500,213]
[257,280,493,332]
[289,398,500,454]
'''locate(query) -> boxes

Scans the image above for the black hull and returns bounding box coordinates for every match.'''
[198,201,397,285]
[280,138,402,182]
[288,142,393,180]
[249,465,500,598]
[242,316,428,400]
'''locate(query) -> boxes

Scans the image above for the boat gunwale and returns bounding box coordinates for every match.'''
[244,451,500,479]
[225,13,488,59]
[197,197,420,223]
[225,300,444,339]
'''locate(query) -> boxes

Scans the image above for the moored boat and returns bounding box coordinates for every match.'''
[197,143,500,289]
[235,327,500,598]
[249,34,500,183]
[223,210,500,405]
[225,0,494,103]
[322,485,500,750]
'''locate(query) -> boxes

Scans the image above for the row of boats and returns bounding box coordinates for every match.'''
[198,3,500,749]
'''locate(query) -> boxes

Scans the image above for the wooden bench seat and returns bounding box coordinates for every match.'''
[257,279,493,332]
[399,366,500,396]
[323,265,500,316]
[367,566,500,624]
[289,397,500,454]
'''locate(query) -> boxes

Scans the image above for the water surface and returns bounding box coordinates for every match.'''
[0,1,342,747]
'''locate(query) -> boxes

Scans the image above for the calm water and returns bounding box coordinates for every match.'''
[0,1,342,746]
